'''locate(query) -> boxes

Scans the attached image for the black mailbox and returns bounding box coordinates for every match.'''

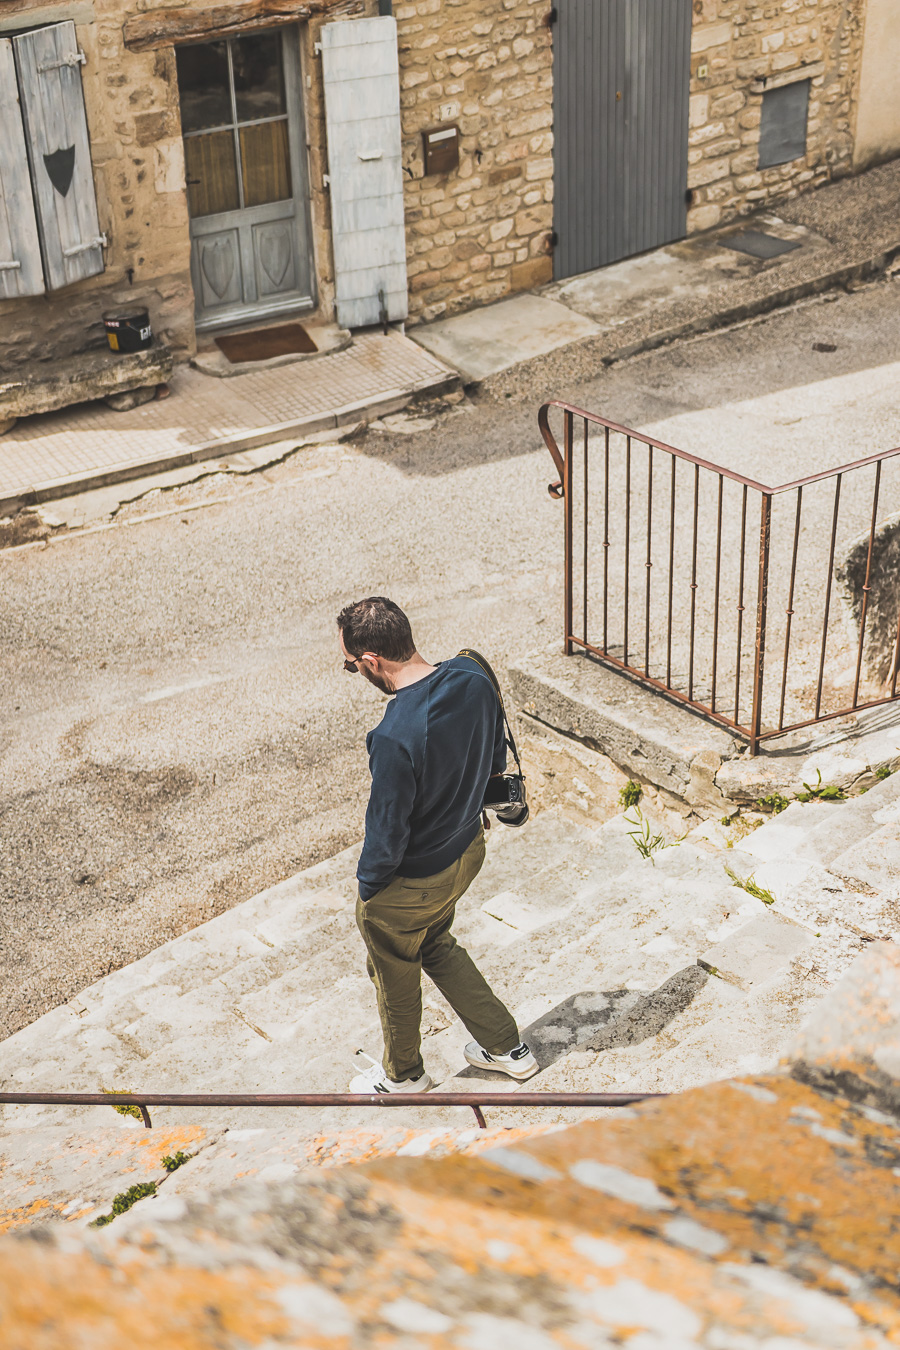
[422,124,460,176]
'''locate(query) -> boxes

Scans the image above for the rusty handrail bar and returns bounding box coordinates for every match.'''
[539,400,900,754]
[0,1090,665,1131]
[539,400,900,498]
[538,401,773,496]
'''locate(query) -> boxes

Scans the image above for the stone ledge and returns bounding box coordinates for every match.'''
[0,345,174,421]
[508,645,741,809]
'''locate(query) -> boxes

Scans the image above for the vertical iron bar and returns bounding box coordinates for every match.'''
[564,411,574,655]
[603,426,610,653]
[666,455,675,687]
[472,1105,487,1129]
[623,436,631,667]
[583,419,589,645]
[815,474,842,720]
[645,444,653,676]
[851,461,882,708]
[688,462,699,702]
[734,485,748,727]
[778,487,803,731]
[891,608,900,699]
[710,474,723,713]
[139,1105,153,1129]
[749,493,772,756]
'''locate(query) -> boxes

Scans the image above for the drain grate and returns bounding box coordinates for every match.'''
[720,230,803,260]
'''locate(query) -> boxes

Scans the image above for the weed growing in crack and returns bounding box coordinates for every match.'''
[100,1086,142,1121]
[625,808,667,863]
[875,764,894,781]
[757,793,790,815]
[725,865,775,906]
[90,1181,157,1228]
[619,780,643,810]
[161,1151,192,1173]
[796,770,846,803]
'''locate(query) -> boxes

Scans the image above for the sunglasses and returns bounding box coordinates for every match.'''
[343,652,375,673]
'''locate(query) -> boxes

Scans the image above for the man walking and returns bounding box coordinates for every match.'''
[337,596,538,1094]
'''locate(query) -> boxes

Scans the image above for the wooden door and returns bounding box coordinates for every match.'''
[176,28,314,330]
[553,0,692,279]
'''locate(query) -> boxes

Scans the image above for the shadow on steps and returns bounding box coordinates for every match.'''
[456,964,709,1077]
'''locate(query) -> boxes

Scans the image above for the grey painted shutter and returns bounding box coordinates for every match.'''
[0,39,44,298]
[321,16,407,328]
[13,21,105,290]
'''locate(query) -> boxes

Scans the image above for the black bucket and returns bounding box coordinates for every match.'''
[103,307,152,353]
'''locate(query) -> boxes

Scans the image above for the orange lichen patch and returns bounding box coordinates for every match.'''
[0,1125,214,1233]
[0,1197,50,1235]
[295,1121,561,1170]
[106,1125,209,1171]
[0,1246,327,1350]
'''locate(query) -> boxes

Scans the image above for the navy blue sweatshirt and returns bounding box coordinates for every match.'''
[357,655,506,900]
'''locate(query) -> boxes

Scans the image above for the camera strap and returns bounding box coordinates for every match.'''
[455,648,523,775]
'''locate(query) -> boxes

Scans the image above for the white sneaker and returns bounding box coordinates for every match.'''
[464,1040,539,1081]
[349,1051,433,1095]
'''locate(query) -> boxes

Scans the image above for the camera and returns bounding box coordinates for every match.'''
[483,772,529,827]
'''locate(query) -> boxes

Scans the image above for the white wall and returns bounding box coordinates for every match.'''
[855,0,900,168]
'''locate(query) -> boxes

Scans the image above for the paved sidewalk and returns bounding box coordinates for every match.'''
[414,158,900,395]
[0,331,456,514]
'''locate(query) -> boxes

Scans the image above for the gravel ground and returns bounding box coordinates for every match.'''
[2,278,900,1038]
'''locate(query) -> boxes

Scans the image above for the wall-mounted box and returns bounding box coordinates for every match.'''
[422,124,460,176]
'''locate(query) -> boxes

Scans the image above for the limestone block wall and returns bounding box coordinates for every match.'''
[0,0,351,372]
[0,0,196,370]
[395,0,554,325]
[686,0,865,236]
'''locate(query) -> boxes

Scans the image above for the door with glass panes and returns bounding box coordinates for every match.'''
[176,28,313,330]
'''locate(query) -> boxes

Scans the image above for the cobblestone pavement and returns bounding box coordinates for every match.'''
[0,332,454,511]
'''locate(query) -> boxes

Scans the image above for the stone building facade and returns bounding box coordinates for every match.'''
[0,0,896,401]
[396,0,553,324]
[686,0,866,236]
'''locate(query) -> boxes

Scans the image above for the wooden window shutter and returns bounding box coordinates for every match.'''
[0,39,44,298]
[321,16,407,329]
[13,21,105,290]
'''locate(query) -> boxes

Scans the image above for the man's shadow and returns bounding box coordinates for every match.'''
[456,964,709,1078]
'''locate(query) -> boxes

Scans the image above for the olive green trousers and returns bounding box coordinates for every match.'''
[356,828,519,1081]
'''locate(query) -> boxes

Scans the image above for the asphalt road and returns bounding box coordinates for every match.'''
[2,278,900,1038]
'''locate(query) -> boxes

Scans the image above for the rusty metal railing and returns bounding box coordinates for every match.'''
[0,1090,664,1131]
[539,401,900,754]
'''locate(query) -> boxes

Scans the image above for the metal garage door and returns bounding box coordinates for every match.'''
[553,0,692,280]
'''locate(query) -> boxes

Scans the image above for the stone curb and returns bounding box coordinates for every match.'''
[0,370,459,517]
[472,241,900,399]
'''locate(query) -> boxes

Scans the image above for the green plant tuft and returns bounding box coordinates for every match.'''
[725,865,775,906]
[619,780,643,809]
[795,769,846,803]
[89,1181,157,1228]
[161,1151,191,1173]
[757,792,790,815]
[875,764,893,781]
[101,1086,142,1121]
[624,808,667,863]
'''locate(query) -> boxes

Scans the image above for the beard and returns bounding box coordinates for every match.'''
[361,664,394,696]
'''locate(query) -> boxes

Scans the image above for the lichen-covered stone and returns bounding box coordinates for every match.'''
[1,947,899,1347]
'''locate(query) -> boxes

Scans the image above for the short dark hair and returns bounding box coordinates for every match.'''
[336,596,416,662]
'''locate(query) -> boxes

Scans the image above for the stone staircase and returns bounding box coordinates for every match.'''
[0,773,897,1140]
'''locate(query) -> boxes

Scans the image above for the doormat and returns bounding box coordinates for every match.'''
[215,323,318,363]
[721,230,802,260]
